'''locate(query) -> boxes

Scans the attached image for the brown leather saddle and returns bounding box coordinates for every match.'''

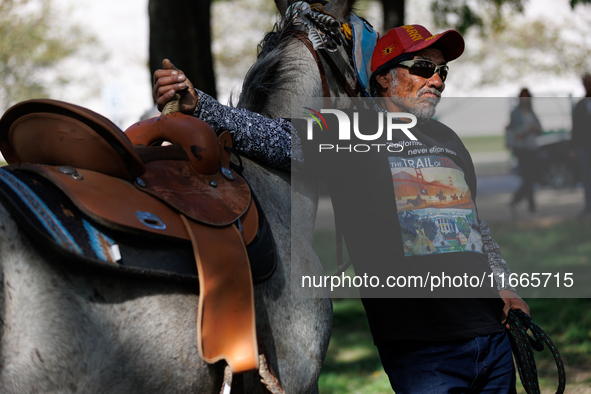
[0,99,270,374]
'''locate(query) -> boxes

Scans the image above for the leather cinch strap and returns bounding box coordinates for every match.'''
[318,48,360,98]
[181,216,259,373]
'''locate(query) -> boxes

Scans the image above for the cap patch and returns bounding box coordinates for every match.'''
[381,45,396,58]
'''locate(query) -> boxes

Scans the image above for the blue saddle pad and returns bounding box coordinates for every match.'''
[0,167,276,286]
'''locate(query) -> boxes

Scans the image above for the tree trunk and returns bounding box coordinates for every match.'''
[381,0,405,31]
[148,0,217,100]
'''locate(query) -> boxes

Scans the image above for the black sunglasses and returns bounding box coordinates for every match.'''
[397,59,449,82]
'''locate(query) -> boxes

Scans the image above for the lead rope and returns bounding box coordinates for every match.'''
[259,353,285,394]
[218,353,284,393]
[507,310,566,394]
[161,92,182,116]
[219,365,233,394]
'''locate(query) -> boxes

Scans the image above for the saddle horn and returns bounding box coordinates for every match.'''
[125,94,221,176]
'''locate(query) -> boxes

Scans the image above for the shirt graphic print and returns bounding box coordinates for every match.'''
[389,155,483,256]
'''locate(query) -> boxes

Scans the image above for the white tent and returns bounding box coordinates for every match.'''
[465,227,483,252]
[433,230,451,247]
[411,229,436,255]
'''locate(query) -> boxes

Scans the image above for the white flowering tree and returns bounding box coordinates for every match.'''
[0,0,100,112]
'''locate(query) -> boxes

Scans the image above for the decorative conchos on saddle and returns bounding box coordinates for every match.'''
[126,112,251,226]
[0,98,276,374]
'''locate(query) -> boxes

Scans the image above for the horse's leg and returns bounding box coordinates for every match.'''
[0,204,221,393]
[241,162,332,393]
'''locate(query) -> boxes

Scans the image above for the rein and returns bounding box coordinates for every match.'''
[507,309,566,394]
[290,30,331,98]
[317,48,360,98]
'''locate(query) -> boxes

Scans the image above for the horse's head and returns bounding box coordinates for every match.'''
[274,0,355,20]
[238,0,361,119]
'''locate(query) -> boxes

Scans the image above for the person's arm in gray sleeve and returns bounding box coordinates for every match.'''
[152,59,299,172]
[480,219,531,324]
[479,219,516,292]
[195,89,301,172]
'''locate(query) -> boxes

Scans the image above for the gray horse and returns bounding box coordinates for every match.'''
[0,0,357,392]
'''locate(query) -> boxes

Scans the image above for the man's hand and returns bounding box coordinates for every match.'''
[153,59,198,114]
[499,289,530,330]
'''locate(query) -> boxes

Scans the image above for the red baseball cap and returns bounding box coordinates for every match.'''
[370,25,465,77]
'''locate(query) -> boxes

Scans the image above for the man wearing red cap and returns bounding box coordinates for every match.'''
[356,24,529,393]
[369,24,463,119]
[154,23,528,394]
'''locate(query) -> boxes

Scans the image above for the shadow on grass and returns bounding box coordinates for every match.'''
[323,299,382,374]
[489,216,591,270]
[319,299,391,393]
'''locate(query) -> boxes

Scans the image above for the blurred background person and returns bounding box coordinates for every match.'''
[572,74,591,215]
[506,88,542,214]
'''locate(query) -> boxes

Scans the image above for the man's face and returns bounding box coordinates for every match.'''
[376,48,446,121]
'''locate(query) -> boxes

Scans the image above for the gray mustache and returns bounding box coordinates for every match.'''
[417,88,442,97]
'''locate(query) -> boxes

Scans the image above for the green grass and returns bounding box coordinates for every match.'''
[319,299,391,393]
[489,217,591,298]
[313,230,345,275]
[316,217,591,393]
[488,218,591,270]
[514,298,591,393]
[459,135,506,153]
[319,298,591,393]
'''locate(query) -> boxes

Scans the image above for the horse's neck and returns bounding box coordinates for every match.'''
[241,41,323,234]
[260,44,324,119]
[239,37,358,247]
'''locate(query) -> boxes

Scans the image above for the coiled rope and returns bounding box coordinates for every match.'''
[507,309,566,394]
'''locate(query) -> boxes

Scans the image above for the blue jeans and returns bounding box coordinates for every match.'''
[377,331,516,393]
